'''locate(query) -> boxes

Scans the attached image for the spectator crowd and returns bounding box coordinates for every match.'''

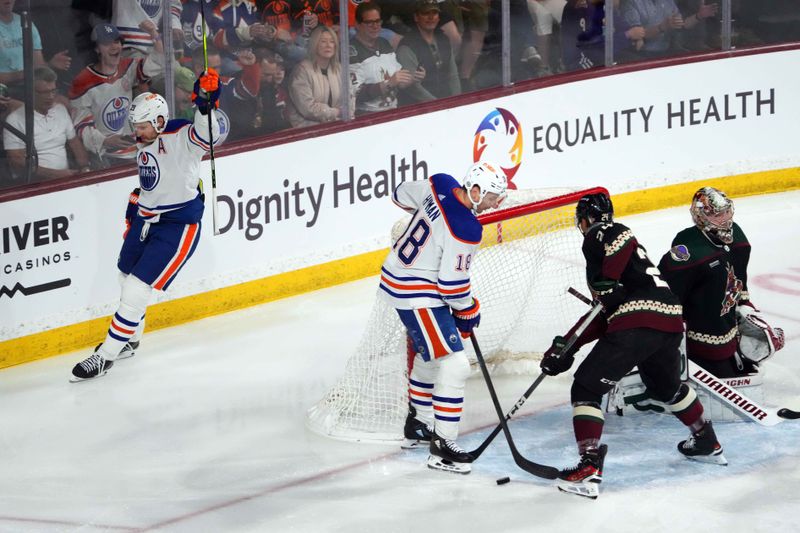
[1,0,797,188]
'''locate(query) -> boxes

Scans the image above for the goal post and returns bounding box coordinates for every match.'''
[306,186,610,443]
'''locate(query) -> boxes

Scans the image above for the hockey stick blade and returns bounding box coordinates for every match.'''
[776,408,800,420]
[471,296,602,460]
[469,373,547,459]
[470,333,559,480]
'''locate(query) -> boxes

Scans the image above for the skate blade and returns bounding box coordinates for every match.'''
[116,350,136,360]
[69,370,109,383]
[401,438,429,449]
[556,479,601,499]
[426,454,471,474]
[684,450,728,466]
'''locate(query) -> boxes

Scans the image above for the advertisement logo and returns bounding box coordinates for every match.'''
[102,96,130,132]
[473,108,523,189]
[1,215,73,299]
[138,152,161,191]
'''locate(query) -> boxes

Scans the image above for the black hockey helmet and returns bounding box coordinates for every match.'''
[575,193,613,231]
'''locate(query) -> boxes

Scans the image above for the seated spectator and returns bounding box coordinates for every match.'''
[474,0,541,87]
[113,0,184,59]
[350,2,417,115]
[674,0,718,52]
[0,0,72,101]
[621,0,686,58]
[527,0,567,74]
[459,0,491,89]
[255,48,290,133]
[4,67,91,182]
[396,0,460,106]
[287,26,347,127]
[68,23,166,167]
[560,0,644,70]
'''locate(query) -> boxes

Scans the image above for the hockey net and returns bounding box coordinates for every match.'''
[306,187,608,442]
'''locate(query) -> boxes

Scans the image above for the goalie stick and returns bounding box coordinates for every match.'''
[469,297,604,460]
[470,332,559,479]
[566,287,800,424]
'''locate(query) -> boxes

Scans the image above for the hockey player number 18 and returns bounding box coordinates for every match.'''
[637,246,669,288]
[398,219,432,265]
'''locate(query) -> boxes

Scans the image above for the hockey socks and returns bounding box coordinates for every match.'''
[99,276,152,360]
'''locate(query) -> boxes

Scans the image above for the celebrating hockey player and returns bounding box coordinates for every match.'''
[658,187,785,378]
[379,161,507,474]
[539,193,726,499]
[70,69,221,382]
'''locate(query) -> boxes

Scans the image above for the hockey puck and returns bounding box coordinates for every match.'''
[496,476,511,485]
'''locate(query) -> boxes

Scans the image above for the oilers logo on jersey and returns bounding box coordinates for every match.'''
[139,0,161,18]
[138,152,161,191]
[103,96,130,132]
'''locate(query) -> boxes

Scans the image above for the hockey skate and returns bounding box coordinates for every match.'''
[557,444,608,499]
[70,348,113,382]
[116,340,140,360]
[678,421,728,466]
[427,433,473,474]
[402,405,434,449]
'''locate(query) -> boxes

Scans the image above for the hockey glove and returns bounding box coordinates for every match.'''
[540,335,578,376]
[123,187,141,239]
[453,299,481,338]
[589,278,627,311]
[192,68,221,115]
[736,304,785,363]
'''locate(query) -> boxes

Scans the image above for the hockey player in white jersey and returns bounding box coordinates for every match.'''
[379,161,507,473]
[71,69,221,382]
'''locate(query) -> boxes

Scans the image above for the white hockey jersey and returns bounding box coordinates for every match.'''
[69,55,164,157]
[113,0,182,54]
[136,108,220,222]
[378,174,482,311]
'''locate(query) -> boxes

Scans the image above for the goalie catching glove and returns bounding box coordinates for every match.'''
[736,304,785,363]
[540,335,579,376]
[192,68,221,115]
[452,299,480,338]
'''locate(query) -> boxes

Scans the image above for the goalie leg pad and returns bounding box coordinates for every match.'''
[693,371,765,422]
[432,351,470,441]
[605,370,670,416]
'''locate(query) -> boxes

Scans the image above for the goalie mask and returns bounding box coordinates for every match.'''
[575,193,613,232]
[462,161,508,210]
[129,92,169,135]
[691,187,734,244]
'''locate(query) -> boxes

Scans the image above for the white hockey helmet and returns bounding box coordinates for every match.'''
[463,161,507,209]
[690,187,734,244]
[129,92,169,134]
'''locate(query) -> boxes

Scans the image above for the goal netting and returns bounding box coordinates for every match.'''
[306,187,608,442]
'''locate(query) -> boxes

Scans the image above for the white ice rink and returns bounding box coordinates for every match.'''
[2,191,799,533]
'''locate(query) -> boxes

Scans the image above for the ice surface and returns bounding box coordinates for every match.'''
[1,191,798,532]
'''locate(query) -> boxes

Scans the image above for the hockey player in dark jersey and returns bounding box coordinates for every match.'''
[539,193,726,499]
[658,187,784,378]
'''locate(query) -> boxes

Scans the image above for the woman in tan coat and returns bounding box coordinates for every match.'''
[287,26,345,127]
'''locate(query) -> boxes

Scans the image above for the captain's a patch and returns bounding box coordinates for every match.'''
[669,244,691,262]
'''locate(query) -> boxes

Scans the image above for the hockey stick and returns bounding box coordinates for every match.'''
[198,0,220,235]
[469,299,604,460]
[470,332,559,479]
[566,287,800,423]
